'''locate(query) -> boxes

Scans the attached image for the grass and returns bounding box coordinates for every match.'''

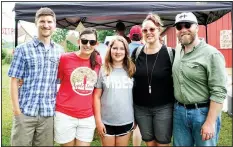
[2,64,232,146]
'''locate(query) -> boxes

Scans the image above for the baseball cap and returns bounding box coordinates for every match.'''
[129,25,142,40]
[174,12,198,25]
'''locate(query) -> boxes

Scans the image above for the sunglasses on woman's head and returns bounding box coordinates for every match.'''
[175,22,193,31]
[81,39,97,46]
[142,27,157,34]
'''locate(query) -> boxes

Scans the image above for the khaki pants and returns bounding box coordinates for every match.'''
[11,113,54,146]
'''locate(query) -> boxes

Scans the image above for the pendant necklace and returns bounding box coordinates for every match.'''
[146,46,160,94]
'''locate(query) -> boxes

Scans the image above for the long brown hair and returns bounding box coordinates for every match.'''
[104,36,135,78]
[79,28,101,70]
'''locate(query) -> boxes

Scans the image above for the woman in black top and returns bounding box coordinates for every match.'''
[131,13,175,146]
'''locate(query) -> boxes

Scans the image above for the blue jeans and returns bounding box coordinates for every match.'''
[173,103,221,146]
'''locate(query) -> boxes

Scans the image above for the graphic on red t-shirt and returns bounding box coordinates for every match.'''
[70,67,97,96]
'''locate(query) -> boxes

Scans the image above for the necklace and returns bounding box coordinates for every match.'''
[145,47,160,94]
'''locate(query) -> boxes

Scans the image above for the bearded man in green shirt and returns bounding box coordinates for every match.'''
[172,12,227,146]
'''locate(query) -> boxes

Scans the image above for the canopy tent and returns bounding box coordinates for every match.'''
[13,2,232,46]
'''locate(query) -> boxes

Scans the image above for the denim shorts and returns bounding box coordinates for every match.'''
[134,103,173,144]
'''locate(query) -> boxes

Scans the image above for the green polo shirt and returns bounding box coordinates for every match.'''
[172,40,227,104]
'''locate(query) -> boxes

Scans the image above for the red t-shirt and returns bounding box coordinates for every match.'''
[56,52,102,118]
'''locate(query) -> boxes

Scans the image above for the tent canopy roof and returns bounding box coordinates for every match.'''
[14,2,232,30]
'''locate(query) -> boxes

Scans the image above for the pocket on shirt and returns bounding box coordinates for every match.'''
[49,57,59,69]
[49,57,59,64]
[185,63,205,74]
[186,63,200,68]
[183,63,206,81]
[25,57,36,68]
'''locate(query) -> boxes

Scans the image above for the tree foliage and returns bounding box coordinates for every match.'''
[3,53,13,64]
[51,28,79,52]
[2,49,7,60]
[51,28,69,43]
[66,40,79,52]
[97,30,115,43]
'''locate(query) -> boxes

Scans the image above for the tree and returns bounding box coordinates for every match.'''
[66,40,79,52]
[52,28,79,52]
[2,49,7,60]
[97,30,115,43]
[51,28,69,43]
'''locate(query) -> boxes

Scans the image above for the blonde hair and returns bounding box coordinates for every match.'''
[104,36,135,78]
[143,13,164,32]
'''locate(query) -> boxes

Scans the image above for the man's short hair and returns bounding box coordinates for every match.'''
[116,22,126,31]
[35,7,56,23]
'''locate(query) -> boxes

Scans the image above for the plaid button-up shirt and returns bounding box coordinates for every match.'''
[8,37,64,117]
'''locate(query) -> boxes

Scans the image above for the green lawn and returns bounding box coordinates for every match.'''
[2,64,232,146]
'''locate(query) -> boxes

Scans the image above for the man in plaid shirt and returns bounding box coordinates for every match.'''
[8,7,64,146]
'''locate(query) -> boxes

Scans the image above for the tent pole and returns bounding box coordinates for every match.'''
[205,25,208,43]
[15,20,19,48]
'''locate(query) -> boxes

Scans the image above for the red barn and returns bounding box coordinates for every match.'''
[161,12,232,74]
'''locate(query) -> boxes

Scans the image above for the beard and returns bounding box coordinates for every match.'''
[178,32,196,45]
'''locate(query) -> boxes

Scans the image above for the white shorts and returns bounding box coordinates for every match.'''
[54,111,96,144]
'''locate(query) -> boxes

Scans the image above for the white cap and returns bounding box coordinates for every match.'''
[174,12,198,25]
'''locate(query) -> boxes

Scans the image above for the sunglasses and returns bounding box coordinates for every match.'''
[175,22,193,31]
[81,39,97,46]
[142,27,157,34]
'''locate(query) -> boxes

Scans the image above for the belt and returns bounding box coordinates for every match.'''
[176,101,210,109]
